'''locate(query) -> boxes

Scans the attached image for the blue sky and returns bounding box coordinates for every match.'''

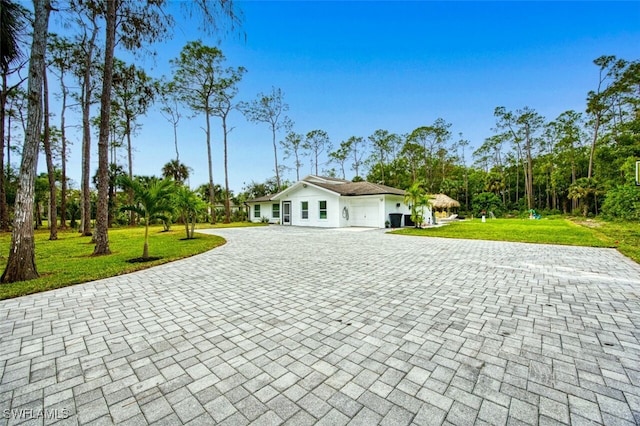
[49,1,640,193]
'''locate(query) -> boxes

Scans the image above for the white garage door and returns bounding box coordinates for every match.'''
[350,200,379,227]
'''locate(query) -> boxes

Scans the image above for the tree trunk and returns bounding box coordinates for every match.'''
[59,74,67,229]
[182,212,189,238]
[571,152,577,212]
[42,63,57,240]
[80,24,98,237]
[588,114,600,179]
[108,179,115,228]
[464,173,469,210]
[142,222,149,259]
[524,127,534,210]
[353,144,359,177]
[205,109,215,224]
[2,0,50,283]
[0,73,10,231]
[93,0,116,256]
[379,149,385,184]
[423,150,429,186]
[272,126,280,191]
[515,158,520,205]
[526,159,533,209]
[80,86,92,235]
[173,113,180,162]
[126,121,134,226]
[223,118,231,223]
[521,156,529,209]
[36,201,42,228]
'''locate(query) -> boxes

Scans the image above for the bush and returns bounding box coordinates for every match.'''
[602,185,640,220]
[232,210,247,222]
[471,192,503,217]
[570,208,583,217]
[541,209,562,217]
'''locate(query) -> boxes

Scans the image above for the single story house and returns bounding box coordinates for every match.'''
[246,175,429,228]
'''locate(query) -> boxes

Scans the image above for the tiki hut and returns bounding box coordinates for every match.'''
[429,194,461,218]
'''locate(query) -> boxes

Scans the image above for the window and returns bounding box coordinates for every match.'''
[272,203,280,219]
[301,201,309,219]
[319,201,327,219]
[254,205,261,218]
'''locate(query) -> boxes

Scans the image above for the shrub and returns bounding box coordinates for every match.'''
[232,209,247,222]
[471,192,503,217]
[602,185,640,221]
[541,209,562,217]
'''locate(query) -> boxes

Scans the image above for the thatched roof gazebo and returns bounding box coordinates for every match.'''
[429,194,461,217]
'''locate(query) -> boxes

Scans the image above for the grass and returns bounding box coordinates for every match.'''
[0,224,228,300]
[571,219,640,265]
[195,221,267,229]
[391,217,610,246]
[391,217,640,264]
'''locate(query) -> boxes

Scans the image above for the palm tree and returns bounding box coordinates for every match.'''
[485,172,505,195]
[568,177,599,217]
[403,181,431,228]
[196,183,226,222]
[118,176,175,259]
[161,159,190,184]
[0,0,27,70]
[174,186,207,239]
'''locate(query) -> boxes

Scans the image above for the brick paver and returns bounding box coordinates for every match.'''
[1,226,640,425]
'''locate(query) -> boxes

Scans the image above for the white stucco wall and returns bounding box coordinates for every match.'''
[248,202,280,224]
[394,200,434,227]
[281,185,341,227]
[248,186,415,228]
[384,195,412,228]
[338,198,350,227]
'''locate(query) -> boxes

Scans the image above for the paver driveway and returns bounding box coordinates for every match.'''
[1,226,640,425]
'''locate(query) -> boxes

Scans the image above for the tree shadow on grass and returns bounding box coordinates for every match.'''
[126,257,162,263]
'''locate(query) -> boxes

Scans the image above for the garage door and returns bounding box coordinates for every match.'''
[350,200,379,227]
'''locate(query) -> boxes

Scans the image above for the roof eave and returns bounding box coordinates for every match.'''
[272,180,341,200]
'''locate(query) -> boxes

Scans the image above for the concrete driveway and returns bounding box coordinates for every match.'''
[1,226,639,425]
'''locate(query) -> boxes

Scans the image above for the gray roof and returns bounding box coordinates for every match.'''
[310,176,350,184]
[246,194,276,203]
[246,176,405,203]
[308,179,405,196]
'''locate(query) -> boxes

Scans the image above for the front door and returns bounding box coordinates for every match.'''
[282,201,291,225]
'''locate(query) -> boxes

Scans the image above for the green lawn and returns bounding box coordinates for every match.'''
[194,221,267,229]
[573,220,640,265]
[390,217,640,264]
[0,225,228,300]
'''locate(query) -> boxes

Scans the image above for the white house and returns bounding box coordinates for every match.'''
[246,175,427,229]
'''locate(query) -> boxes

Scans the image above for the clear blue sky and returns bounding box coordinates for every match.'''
[50,1,640,193]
